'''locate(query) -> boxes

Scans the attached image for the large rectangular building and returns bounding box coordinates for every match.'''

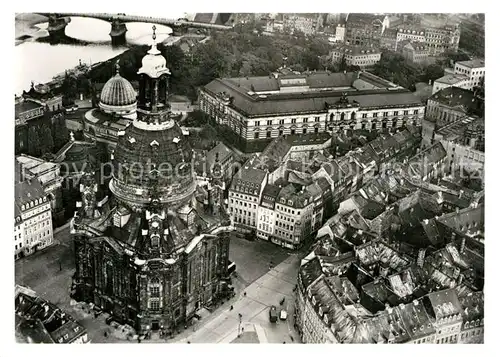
[200,71,425,152]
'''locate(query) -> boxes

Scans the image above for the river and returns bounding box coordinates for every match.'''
[15,15,183,95]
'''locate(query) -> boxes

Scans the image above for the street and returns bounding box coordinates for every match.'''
[15,227,298,343]
[173,253,301,344]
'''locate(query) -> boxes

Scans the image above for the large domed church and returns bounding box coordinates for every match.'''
[71,27,233,336]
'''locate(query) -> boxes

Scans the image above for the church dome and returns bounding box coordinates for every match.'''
[99,63,137,118]
[110,120,196,209]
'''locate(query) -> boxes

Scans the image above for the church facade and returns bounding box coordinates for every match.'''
[71,27,232,335]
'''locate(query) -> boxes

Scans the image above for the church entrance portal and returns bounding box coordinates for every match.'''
[152,320,160,331]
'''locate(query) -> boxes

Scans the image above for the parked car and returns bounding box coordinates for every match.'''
[105,316,114,325]
[280,309,288,321]
[269,306,278,323]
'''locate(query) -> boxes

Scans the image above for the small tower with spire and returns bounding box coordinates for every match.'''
[137,26,171,117]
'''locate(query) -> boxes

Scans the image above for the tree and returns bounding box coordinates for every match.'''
[440,51,470,67]
[61,74,78,104]
[421,64,445,84]
[53,115,69,151]
[39,125,54,155]
[27,126,41,157]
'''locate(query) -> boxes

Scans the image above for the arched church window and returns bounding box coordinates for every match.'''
[150,277,160,297]
[340,112,345,121]
[351,112,356,120]
[330,113,334,121]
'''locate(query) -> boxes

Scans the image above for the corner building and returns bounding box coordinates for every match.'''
[71,29,231,335]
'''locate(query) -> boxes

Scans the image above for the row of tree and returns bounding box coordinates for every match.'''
[25,115,69,158]
[370,49,471,91]
[85,27,337,101]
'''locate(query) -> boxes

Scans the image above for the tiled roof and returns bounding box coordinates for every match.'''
[230,167,267,193]
[425,288,463,319]
[459,291,483,325]
[356,240,410,271]
[331,44,381,56]
[437,204,484,236]
[14,179,46,218]
[398,300,436,340]
[299,256,323,289]
[430,86,477,110]
[407,142,447,178]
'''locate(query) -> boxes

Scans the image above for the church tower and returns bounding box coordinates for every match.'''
[78,159,98,220]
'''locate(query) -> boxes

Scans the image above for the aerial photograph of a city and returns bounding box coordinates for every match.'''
[13,10,485,346]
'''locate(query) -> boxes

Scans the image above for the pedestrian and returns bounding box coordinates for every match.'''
[59,262,62,271]
[243,291,246,297]
[241,327,244,333]
[230,305,233,311]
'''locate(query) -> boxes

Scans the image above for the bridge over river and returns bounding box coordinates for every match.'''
[36,13,233,45]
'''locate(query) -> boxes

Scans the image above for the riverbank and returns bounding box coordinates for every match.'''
[15,13,48,44]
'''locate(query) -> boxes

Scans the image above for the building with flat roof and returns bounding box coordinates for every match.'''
[200,71,425,152]
[432,59,484,94]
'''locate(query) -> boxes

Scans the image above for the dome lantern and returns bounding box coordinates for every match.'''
[137,25,171,79]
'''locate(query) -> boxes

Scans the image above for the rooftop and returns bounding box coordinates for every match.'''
[15,179,46,218]
[434,74,468,85]
[15,100,43,117]
[203,72,422,118]
[331,44,381,56]
[429,86,478,111]
[455,59,485,69]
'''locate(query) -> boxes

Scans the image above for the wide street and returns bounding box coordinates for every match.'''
[15,225,299,343]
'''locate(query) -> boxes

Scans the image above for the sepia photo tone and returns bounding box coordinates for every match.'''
[14,12,484,344]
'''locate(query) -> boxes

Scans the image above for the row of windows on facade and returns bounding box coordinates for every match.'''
[203,100,421,122]
[231,207,257,218]
[230,199,257,210]
[460,328,483,341]
[332,53,380,60]
[456,67,484,76]
[252,119,415,138]
[15,231,51,249]
[250,110,420,127]
[234,216,255,226]
[230,192,259,202]
[15,220,50,240]
[19,206,51,223]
